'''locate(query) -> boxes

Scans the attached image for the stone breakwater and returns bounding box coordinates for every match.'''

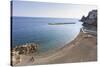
[11,43,38,65]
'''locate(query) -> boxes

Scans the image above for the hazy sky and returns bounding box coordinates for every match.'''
[12,1,97,19]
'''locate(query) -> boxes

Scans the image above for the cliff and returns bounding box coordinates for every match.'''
[80,10,97,31]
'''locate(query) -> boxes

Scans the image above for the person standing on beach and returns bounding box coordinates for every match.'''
[30,56,34,63]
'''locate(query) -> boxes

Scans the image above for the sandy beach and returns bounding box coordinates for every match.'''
[13,29,97,66]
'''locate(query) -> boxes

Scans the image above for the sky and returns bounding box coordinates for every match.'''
[12,1,97,19]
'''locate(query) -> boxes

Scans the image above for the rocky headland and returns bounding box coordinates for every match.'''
[80,10,97,32]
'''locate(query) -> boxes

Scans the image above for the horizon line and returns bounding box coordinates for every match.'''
[11,16,80,19]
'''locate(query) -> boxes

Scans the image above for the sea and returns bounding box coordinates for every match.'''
[12,17,82,52]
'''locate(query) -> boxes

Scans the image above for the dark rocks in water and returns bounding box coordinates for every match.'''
[80,10,97,31]
[12,43,38,55]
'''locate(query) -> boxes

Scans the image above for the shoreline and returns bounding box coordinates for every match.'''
[12,29,97,66]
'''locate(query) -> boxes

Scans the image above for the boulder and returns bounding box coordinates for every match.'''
[12,43,38,55]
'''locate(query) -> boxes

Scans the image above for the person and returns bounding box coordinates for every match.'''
[30,56,34,62]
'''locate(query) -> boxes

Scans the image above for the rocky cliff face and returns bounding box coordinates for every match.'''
[80,10,97,31]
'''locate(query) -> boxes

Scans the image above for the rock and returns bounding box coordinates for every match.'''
[11,43,38,65]
[80,16,86,22]
[12,43,38,55]
[80,10,97,31]
[12,55,21,65]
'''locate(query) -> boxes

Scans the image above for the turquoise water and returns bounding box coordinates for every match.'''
[12,17,82,52]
